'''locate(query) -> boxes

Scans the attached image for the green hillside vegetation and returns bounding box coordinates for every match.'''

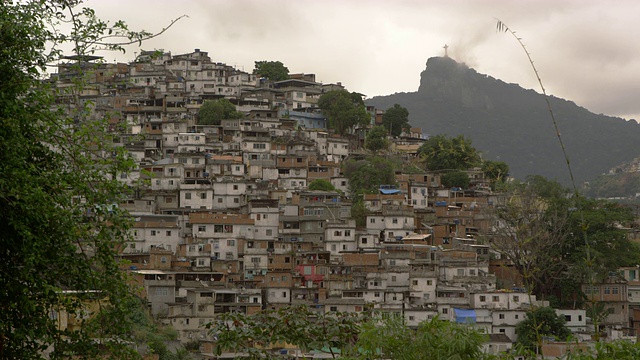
[366,56,640,186]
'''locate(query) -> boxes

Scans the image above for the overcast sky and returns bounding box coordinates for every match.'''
[87,0,640,121]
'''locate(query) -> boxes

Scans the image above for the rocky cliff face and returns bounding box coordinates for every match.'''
[367,57,640,185]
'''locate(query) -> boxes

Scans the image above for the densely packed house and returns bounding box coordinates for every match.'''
[51,49,636,356]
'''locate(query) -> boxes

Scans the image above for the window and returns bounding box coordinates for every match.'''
[479,295,486,302]
[361,237,368,244]
[166,231,172,236]
[165,197,173,203]
[564,315,572,322]
[150,230,156,236]
[193,158,199,164]
[604,287,611,295]
[200,192,207,199]
[155,180,161,185]
[392,218,398,224]
[252,143,266,149]
[330,306,338,312]
[334,231,342,236]
[266,229,273,236]
[282,276,287,281]
[442,308,448,314]
[412,280,418,286]
[513,296,520,302]
[233,184,238,190]
[345,230,351,236]
[374,292,380,297]
[185,192,192,199]
[499,329,505,334]
[227,239,235,246]
[427,280,432,285]
[492,296,500,302]
[391,276,397,282]
[198,258,205,266]
[155,287,168,296]
[251,257,260,263]
[234,198,239,203]
[370,218,375,224]
[457,269,465,276]
[217,197,223,203]
[612,287,619,295]
[499,314,505,319]
[197,225,206,232]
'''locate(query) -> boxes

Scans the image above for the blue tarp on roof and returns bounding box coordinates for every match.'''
[379,188,401,195]
[454,308,476,324]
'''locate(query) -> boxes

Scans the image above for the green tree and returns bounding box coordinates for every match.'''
[354,314,493,360]
[309,179,337,192]
[350,199,368,228]
[1,1,182,358]
[565,198,639,283]
[381,104,410,137]
[441,171,470,188]
[482,160,510,189]
[207,305,363,359]
[198,98,243,125]
[488,178,573,298]
[516,307,571,354]
[318,90,370,135]
[365,125,389,152]
[418,134,481,171]
[343,156,396,197]
[253,60,289,81]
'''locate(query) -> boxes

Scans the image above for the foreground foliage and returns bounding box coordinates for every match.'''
[1,1,180,358]
[208,306,363,359]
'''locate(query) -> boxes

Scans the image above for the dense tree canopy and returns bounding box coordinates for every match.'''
[482,160,510,189]
[318,90,370,135]
[418,134,481,171]
[381,104,411,137]
[253,60,289,81]
[343,156,396,197]
[516,306,571,354]
[198,98,243,125]
[308,179,337,192]
[365,125,389,152]
[0,1,182,358]
[208,305,363,359]
[441,171,470,188]
[489,176,640,306]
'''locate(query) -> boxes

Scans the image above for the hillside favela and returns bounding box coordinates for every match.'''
[5,2,640,360]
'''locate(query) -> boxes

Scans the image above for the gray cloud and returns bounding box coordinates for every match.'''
[87,0,640,121]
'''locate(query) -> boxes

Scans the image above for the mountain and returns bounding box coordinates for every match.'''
[366,56,640,185]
